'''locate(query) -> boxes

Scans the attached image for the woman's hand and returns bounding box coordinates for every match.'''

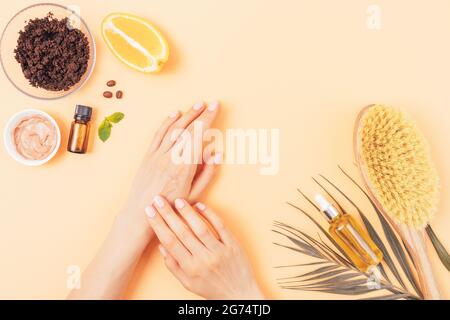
[145,196,265,300]
[119,101,221,241]
[68,102,221,300]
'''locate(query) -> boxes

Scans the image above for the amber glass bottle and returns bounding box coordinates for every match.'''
[315,195,383,272]
[68,105,92,154]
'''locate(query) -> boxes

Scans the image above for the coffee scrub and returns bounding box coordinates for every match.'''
[14,13,90,91]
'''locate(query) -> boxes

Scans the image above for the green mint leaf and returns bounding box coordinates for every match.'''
[98,119,112,142]
[106,112,125,124]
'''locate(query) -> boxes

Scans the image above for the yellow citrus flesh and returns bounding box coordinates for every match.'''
[102,13,169,73]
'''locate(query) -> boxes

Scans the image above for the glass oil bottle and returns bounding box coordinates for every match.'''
[68,105,92,154]
[315,194,383,273]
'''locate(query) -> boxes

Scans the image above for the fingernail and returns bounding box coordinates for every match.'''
[214,153,222,164]
[196,202,206,211]
[175,198,185,209]
[169,110,179,118]
[153,195,164,208]
[193,101,204,110]
[145,206,156,218]
[207,101,219,112]
[159,245,167,257]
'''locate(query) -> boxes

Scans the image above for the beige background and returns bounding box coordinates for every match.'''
[0,0,449,299]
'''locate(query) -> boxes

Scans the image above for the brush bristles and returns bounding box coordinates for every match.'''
[359,105,439,228]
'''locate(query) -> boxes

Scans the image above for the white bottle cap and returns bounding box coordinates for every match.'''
[315,194,340,221]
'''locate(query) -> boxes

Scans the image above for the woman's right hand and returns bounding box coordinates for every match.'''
[68,102,221,300]
[145,196,265,300]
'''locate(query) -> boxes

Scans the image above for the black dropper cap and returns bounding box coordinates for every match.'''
[74,105,92,121]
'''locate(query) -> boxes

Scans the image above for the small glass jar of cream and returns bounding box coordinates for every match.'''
[67,105,92,154]
[3,109,61,166]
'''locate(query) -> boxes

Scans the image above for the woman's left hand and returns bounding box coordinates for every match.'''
[145,196,265,300]
[118,102,221,243]
[68,103,222,300]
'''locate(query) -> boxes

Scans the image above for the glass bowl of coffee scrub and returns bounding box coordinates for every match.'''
[0,3,96,100]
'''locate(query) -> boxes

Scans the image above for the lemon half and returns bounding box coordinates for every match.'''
[102,13,169,73]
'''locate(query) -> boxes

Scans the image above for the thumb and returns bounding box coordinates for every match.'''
[188,153,222,201]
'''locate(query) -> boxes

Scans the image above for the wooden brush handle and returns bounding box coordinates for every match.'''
[399,226,441,300]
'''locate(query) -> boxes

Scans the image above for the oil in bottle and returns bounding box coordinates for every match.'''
[315,194,383,272]
[68,105,92,154]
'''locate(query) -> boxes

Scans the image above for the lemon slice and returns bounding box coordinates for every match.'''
[102,13,169,73]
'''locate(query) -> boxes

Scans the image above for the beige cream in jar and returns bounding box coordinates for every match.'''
[13,115,57,160]
[4,109,61,166]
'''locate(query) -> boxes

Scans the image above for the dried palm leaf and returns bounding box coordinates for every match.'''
[273,168,424,300]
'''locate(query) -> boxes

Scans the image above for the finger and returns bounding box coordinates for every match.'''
[149,111,180,153]
[153,195,206,255]
[175,199,223,251]
[171,101,220,165]
[159,245,192,289]
[187,101,220,133]
[188,153,222,201]
[195,203,233,246]
[145,206,192,264]
[188,101,220,163]
[160,101,206,151]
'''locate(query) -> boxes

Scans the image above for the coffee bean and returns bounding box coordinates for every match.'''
[106,80,116,87]
[116,90,123,99]
[103,91,113,98]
